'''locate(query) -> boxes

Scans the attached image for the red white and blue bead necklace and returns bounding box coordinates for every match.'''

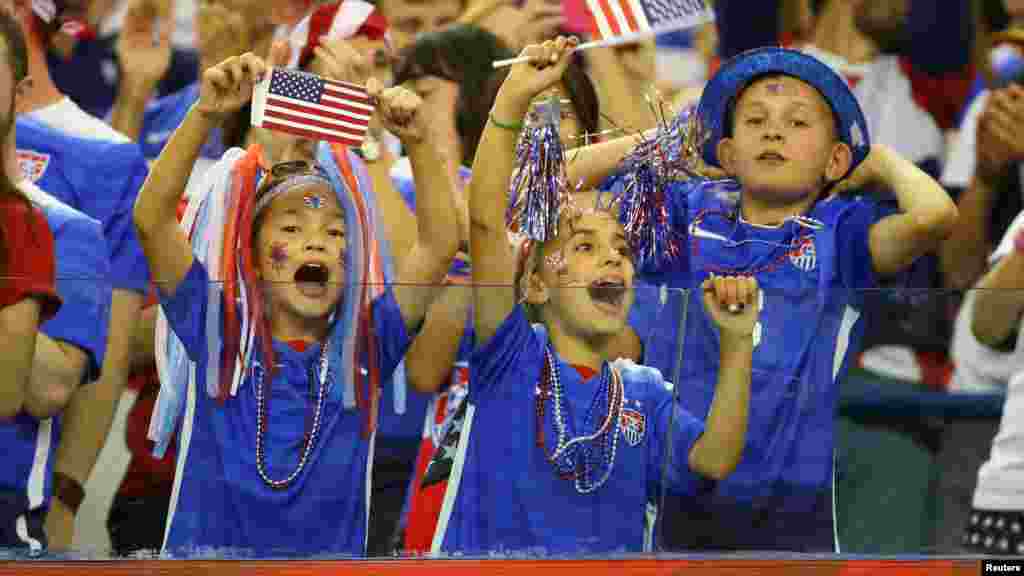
[535,346,624,494]
[253,339,330,490]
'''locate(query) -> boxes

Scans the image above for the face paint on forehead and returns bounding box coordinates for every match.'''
[747,77,813,100]
[304,192,326,209]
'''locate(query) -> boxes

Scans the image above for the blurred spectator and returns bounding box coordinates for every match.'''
[956,207,1024,556]
[941,25,1024,303]
[46,0,198,120]
[459,0,562,52]
[108,0,276,202]
[378,0,464,54]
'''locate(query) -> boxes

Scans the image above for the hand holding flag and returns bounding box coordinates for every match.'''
[197,52,268,121]
[492,0,715,68]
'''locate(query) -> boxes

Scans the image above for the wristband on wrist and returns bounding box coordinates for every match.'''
[489,112,524,132]
[1014,228,1024,254]
[53,472,85,515]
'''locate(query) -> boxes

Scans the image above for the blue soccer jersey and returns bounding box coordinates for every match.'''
[16,118,152,294]
[632,182,889,502]
[0,187,111,527]
[440,306,706,555]
[138,83,224,162]
[157,260,412,557]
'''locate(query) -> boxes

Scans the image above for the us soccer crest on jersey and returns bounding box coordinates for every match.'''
[621,406,646,447]
[16,150,51,183]
[789,236,817,272]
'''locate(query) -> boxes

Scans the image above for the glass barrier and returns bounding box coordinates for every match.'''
[0,278,1017,561]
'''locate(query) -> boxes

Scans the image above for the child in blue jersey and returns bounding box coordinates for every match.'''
[133,52,458,557]
[617,48,960,552]
[440,36,758,556]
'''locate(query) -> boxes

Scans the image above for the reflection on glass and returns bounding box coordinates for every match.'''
[0,281,1018,558]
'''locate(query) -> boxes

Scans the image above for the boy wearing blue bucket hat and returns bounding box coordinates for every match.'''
[605,46,959,552]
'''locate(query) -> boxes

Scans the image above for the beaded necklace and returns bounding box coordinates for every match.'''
[535,346,624,494]
[253,340,330,490]
[689,208,821,276]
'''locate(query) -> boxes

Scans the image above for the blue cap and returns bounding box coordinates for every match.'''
[696,47,870,180]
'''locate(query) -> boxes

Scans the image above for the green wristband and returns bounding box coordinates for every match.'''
[489,112,524,131]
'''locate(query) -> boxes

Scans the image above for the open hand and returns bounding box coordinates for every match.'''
[702,274,759,339]
[116,0,174,94]
[196,52,266,122]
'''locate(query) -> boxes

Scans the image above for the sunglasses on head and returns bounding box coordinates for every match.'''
[269,160,328,179]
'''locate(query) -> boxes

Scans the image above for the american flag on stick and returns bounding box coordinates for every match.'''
[251,67,373,146]
[493,0,714,68]
[586,0,714,44]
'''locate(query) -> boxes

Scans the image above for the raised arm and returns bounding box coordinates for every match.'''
[404,281,472,393]
[367,81,460,332]
[109,0,174,141]
[133,53,267,297]
[858,145,959,278]
[686,275,756,480]
[470,37,579,346]
[972,217,1024,348]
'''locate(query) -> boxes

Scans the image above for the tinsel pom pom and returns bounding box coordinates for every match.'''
[506,97,568,243]
[614,105,743,269]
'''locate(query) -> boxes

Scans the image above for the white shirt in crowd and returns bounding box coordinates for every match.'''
[27,97,131,143]
[952,209,1024,511]
[942,89,1024,197]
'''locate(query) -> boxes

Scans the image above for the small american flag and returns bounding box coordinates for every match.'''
[584,0,714,44]
[251,67,373,147]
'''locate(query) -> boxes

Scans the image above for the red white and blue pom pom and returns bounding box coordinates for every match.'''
[507,96,568,243]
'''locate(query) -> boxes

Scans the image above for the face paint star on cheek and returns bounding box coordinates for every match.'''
[269,242,289,272]
[545,250,568,277]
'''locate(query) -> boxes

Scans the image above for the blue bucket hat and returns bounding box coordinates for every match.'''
[697,47,870,181]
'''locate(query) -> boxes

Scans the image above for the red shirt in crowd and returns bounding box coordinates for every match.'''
[0,194,61,320]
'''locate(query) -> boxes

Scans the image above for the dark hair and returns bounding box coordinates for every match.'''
[0,7,28,83]
[392,24,515,166]
[982,0,1011,34]
[809,0,829,17]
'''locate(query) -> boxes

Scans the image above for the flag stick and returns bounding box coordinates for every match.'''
[491,9,716,69]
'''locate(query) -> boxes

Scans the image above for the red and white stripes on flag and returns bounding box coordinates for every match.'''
[584,0,714,45]
[251,67,373,147]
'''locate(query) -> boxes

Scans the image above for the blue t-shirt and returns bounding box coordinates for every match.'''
[628,181,889,504]
[441,306,705,555]
[16,119,151,294]
[158,260,412,557]
[0,193,111,518]
[138,83,224,162]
